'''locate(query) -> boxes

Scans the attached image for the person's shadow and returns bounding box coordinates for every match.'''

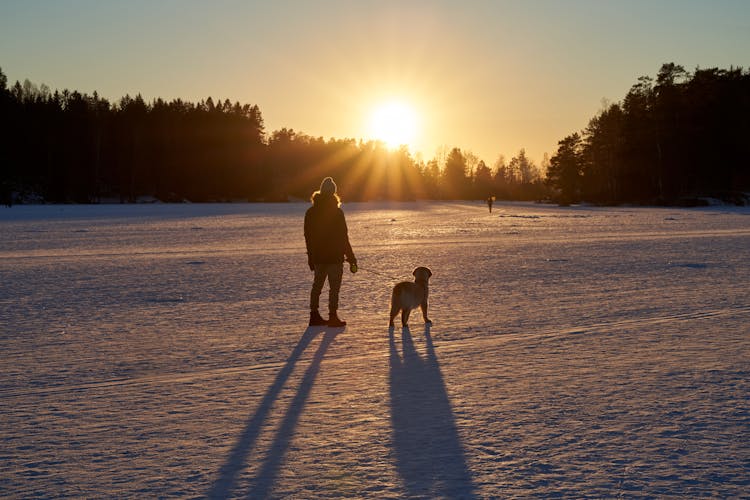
[389,324,477,498]
[207,326,339,499]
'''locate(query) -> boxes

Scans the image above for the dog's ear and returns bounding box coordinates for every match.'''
[426,267,432,277]
[412,268,419,277]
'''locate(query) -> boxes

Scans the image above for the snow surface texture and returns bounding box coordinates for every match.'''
[1,202,749,498]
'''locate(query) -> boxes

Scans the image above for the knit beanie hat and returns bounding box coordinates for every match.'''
[320,177,337,196]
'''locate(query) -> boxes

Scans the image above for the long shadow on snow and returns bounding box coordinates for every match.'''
[389,324,477,498]
[207,326,339,499]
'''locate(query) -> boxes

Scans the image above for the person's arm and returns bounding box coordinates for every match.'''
[344,239,355,264]
[340,210,356,264]
[304,211,314,270]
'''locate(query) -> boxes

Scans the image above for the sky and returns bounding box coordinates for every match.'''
[1,0,749,165]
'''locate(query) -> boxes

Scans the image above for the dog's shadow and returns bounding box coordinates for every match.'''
[389,325,476,498]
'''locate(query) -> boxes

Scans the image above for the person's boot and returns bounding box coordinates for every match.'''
[309,310,327,326]
[327,310,347,327]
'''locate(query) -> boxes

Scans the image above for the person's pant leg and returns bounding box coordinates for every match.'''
[327,263,343,312]
[310,264,328,311]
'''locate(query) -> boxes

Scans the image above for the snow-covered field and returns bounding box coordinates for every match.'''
[1,201,749,498]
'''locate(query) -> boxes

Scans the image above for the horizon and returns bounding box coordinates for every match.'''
[1,0,749,165]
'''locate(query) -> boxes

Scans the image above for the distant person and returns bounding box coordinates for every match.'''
[487,196,495,213]
[304,177,357,327]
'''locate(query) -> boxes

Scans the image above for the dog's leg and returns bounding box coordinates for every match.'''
[401,308,411,327]
[389,306,399,327]
[421,301,431,324]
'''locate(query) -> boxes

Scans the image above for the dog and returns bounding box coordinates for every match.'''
[389,267,432,328]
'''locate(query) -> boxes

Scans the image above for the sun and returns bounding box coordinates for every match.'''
[368,100,419,149]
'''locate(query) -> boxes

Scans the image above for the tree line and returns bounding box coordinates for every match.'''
[0,67,545,204]
[1,72,266,204]
[5,63,747,205]
[546,63,750,205]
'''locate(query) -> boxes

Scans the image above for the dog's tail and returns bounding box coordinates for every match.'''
[390,282,411,307]
[389,286,398,308]
[389,286,403,321]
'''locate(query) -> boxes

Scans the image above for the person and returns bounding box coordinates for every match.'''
[487,195,495,213]
[304,177,357,327]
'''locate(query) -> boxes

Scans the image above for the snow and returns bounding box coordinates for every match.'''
[1,201,749,498]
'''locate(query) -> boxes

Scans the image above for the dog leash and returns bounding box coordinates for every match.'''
[354,265,405,281]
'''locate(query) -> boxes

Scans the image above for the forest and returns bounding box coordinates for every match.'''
[0,66,545,204]
[1,63,748,205]
[547,63,750,205]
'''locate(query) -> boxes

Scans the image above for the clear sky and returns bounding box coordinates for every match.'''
[1,0,749,165]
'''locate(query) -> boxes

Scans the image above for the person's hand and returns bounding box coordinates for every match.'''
[308,257,315,271]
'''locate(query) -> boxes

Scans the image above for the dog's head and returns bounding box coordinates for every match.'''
[413,266,432,283]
